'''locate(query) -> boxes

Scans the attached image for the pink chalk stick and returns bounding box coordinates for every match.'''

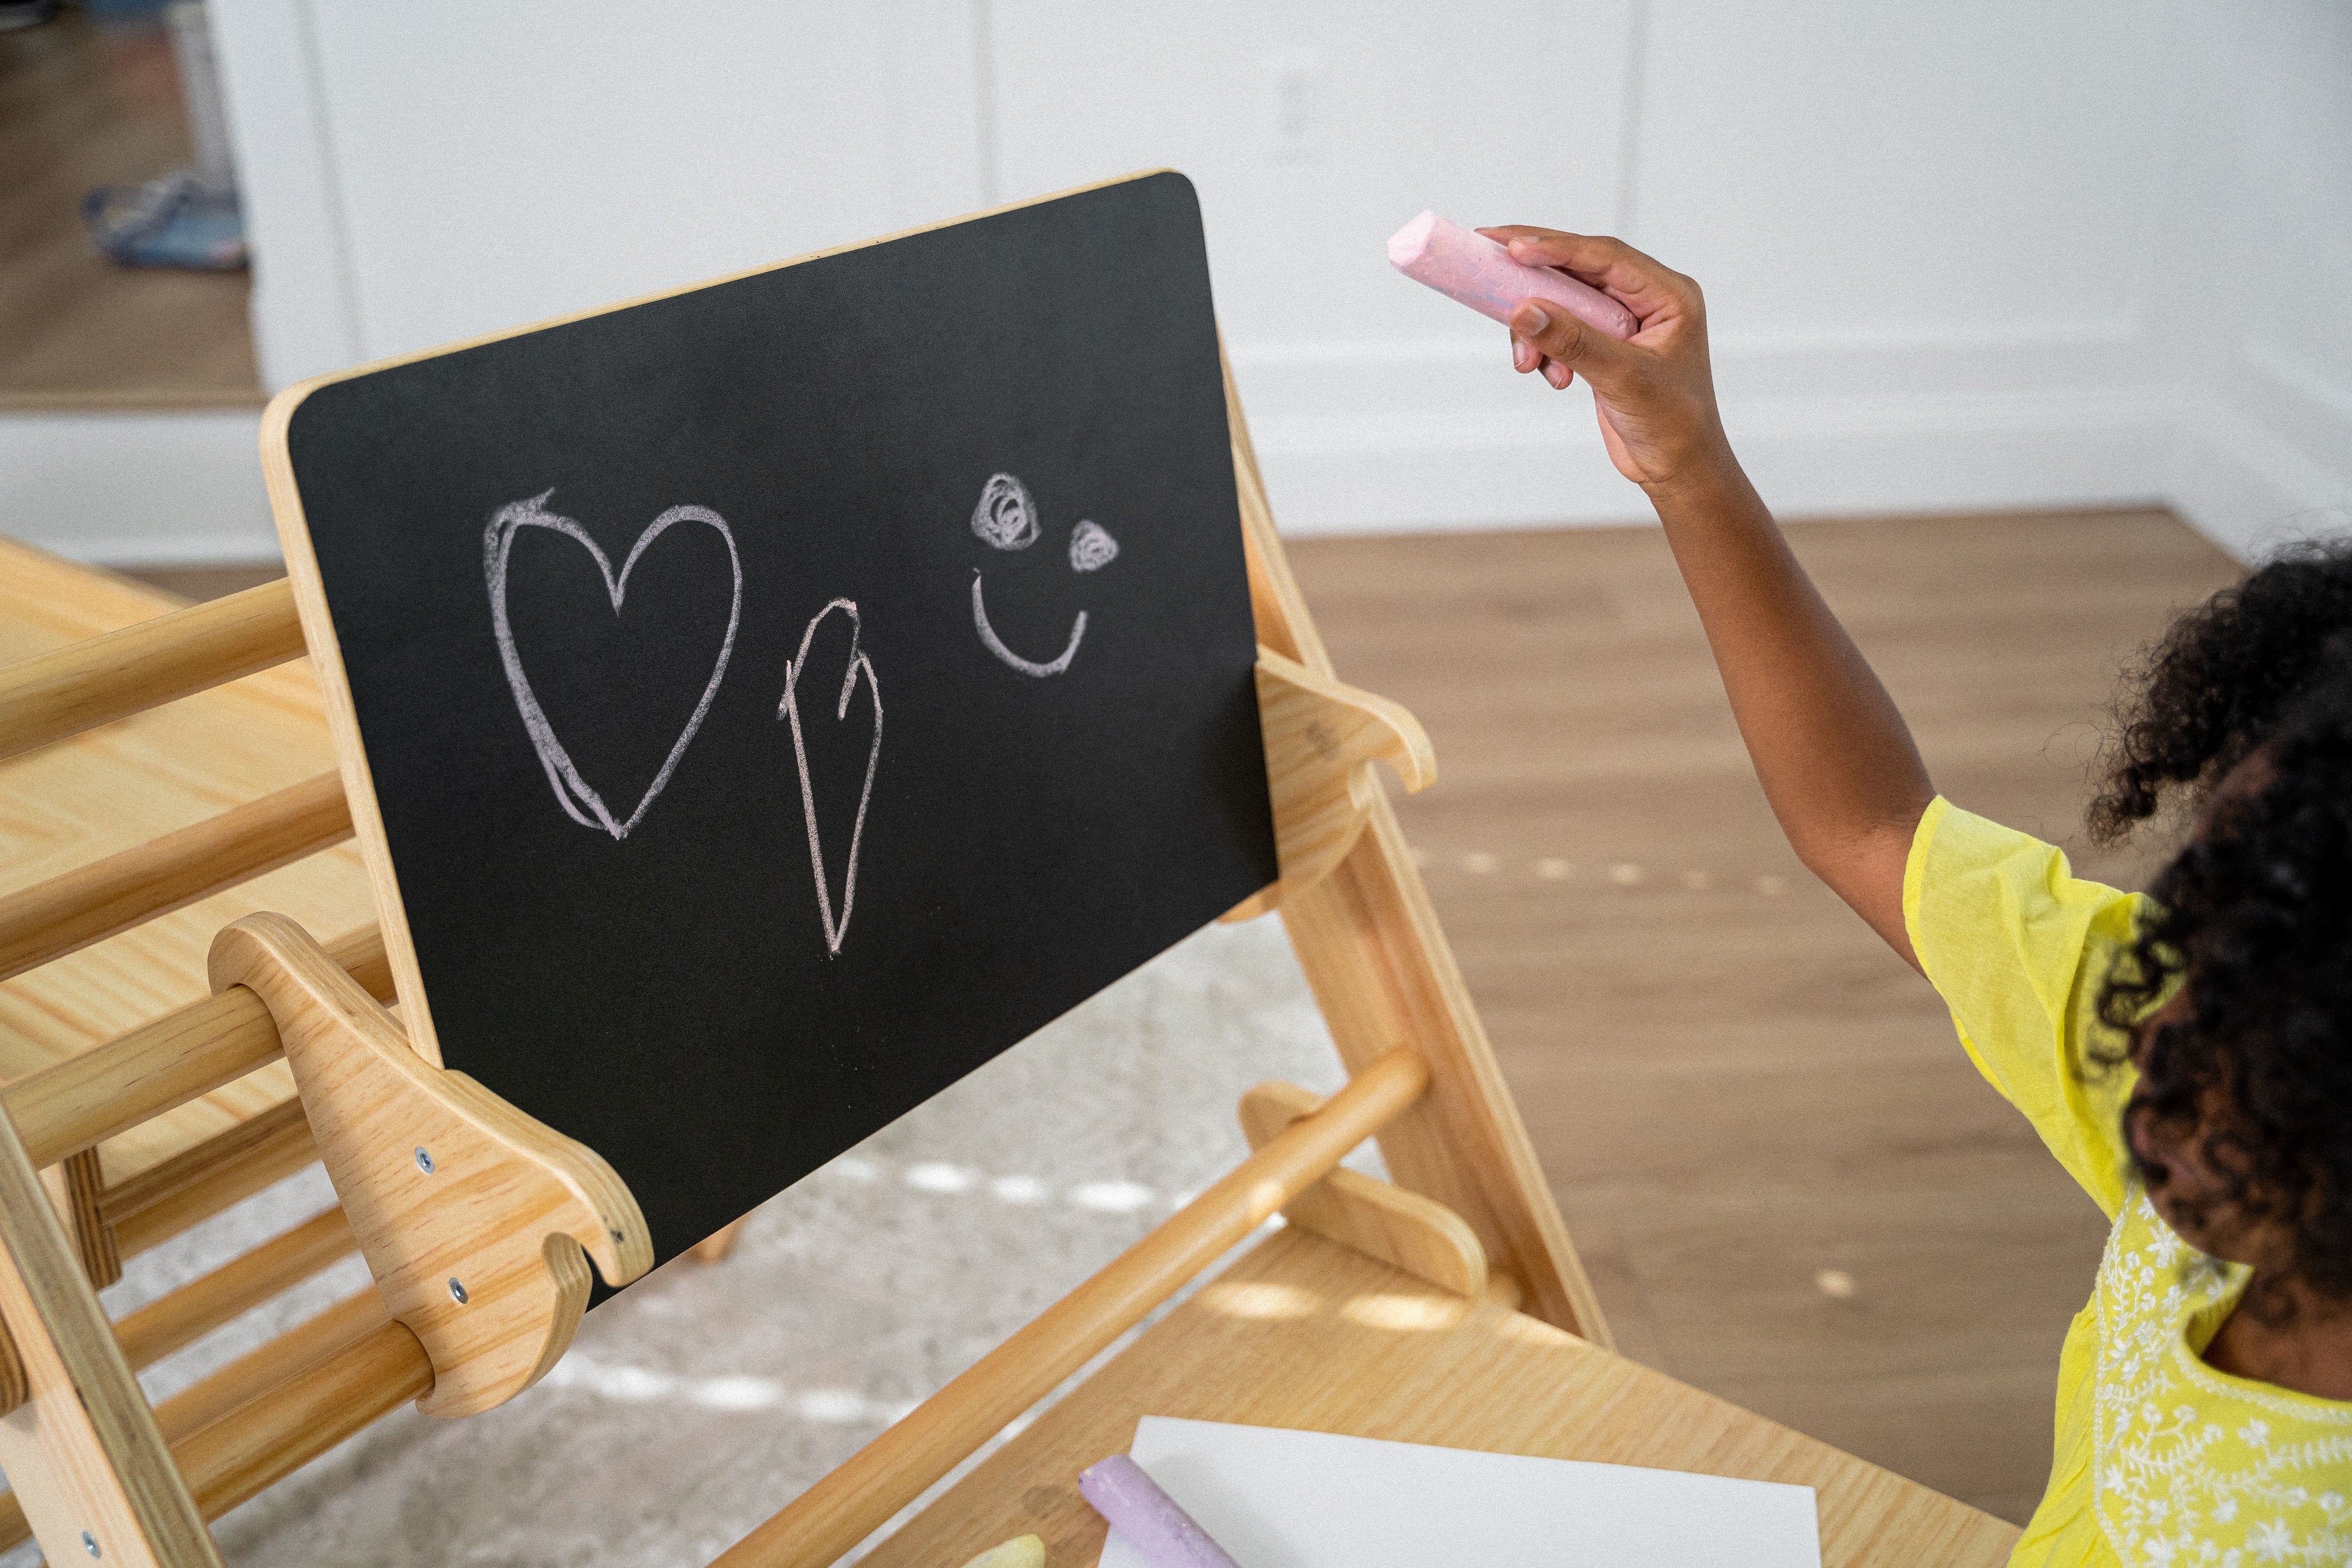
[1387,210,1638,340]
[1080,1454,1240,1568]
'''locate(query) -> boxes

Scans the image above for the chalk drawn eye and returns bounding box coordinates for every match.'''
[971,473,1039,550]
[1068,521,1119,573]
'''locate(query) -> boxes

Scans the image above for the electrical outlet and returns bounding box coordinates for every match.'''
[1259,48,1324,165]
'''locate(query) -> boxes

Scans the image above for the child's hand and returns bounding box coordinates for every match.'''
[1475,226,1732,495]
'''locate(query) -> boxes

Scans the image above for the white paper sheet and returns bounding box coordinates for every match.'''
[1096,1417,1821,1568]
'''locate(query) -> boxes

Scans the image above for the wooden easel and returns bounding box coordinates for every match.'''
[0,222,2020,1568]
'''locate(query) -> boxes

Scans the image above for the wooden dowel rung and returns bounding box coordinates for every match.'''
[114,1208,358,1371]
[177,1317,431,1524]
[4,923,386,1171]
[0,1291,400,1558]
[154,1288,391,1446]
[105,1098,320,1260]
[713,1046,1432,1568]
[0,771,353,984]
[0,577,305,763]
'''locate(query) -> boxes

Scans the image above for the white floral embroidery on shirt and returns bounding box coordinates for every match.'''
[2092,1191,2352,1567]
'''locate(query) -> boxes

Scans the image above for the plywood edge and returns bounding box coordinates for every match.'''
[257,397,437,1066]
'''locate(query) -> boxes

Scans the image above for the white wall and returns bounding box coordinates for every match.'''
[11,0,2345,563]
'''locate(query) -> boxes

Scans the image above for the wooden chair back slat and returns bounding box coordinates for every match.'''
[0,578,305,763]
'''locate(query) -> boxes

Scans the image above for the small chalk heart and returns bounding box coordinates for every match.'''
[780,599,882,956]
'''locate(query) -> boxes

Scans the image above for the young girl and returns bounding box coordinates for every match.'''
[1482,225,2352,1564]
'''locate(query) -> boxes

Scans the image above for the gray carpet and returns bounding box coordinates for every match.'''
[36,914,1363,1566]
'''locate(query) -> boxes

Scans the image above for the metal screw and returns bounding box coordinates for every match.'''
[414,1146,434,1174]
[447,1276,468,1305]
[82,1530,100,1558]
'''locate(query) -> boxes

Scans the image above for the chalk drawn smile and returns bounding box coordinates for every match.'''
[967,472,1118,678]
[485,490,742,840]
[780,599,881,956]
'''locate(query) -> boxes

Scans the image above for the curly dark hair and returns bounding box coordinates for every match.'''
[2090,539,2352,841]
[2093,598,2352,1303]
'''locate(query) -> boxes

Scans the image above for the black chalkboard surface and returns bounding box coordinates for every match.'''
[267,171,1277,1288]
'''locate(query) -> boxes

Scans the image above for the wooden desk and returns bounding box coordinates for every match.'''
[869,1228,2020,1567]
[0,539,372,1185]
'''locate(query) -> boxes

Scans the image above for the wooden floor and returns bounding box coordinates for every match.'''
[0,9,262,409]
[120,507,2242,1527]
[1289,508,2241,1524]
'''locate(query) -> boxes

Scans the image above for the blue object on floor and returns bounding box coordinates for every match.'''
[82,171,248,271]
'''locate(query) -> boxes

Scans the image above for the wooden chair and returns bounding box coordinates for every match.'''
[0,354,2020,1564]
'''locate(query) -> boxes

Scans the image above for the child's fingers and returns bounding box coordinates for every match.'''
[1478,226,1697,324]
[1509,299,1635,390]
[1542,358,1573,390]
[1513,336,1538,374]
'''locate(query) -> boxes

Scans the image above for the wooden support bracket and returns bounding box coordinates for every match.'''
[1237,1080,1492,1300]
[207,913,653,1417]
[1223,647,1435,920]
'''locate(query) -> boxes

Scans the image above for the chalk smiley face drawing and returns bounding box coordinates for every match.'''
[967,472,1119,677]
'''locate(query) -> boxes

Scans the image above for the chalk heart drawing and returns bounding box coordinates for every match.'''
[484,490,742,840]
[780,599,882,957]
[967,471,1119,678]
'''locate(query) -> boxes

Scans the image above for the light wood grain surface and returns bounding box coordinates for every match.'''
[0,1070,218,1567]
[863,1227,2017,1568]
[1286,509,2243,1521]
[210,913,649,1419]
[0,540,374,1186]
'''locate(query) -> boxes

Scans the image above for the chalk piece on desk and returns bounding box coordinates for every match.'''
[1387,210,1639,340]
[956,1534,1045,1568]
[1080,1454,1241,1568]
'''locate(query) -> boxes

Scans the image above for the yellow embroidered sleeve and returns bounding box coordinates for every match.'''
[1902,798,2146,1219]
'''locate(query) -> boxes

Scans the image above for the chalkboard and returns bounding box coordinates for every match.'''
[267,171,1278,1290]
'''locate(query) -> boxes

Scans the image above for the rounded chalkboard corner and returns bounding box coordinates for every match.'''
[265,363,368,475]
[1129,167,1202,223]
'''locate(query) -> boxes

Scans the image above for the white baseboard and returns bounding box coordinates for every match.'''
[5,353,2343,568]
[1252,386,2173,536]
[2164,385,2352,566]
[0,409,278,566]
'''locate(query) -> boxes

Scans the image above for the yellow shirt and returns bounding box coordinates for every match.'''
[1904,798,2352,1567]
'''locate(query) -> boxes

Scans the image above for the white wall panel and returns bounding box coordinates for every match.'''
[27,0,2342,562]
[2157,0,2352,558]
[302,1,984,361]
[988,1,1634,349]
[1633,1,2178,340]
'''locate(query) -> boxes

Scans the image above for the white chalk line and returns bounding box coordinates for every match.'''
[971,572,1085,677]
[1068,518,1119,572]
[484,490,742,841]
[971,471,1040,550]
[780,599,882,956]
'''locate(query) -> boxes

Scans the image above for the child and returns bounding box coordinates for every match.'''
[1482,225,2352,1565]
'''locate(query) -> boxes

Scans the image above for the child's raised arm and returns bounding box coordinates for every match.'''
[1481,226,1935,968]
